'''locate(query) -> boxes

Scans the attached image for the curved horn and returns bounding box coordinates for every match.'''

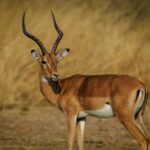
[51,11,63,54]
[22,12,47,55]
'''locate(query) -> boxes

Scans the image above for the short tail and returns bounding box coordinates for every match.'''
[134,88,148,119]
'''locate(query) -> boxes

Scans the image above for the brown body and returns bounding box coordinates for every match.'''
[22,12,149,150]
[41,74,143,112]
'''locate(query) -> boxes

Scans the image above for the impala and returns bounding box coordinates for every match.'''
[22,11,149,150]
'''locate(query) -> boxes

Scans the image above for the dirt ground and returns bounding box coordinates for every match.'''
[0,106,149,150]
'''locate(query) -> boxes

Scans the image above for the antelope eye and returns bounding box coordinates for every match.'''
[41,60,46,64]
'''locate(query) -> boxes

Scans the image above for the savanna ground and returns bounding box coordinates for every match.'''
[0,0,150,149]
[0,106,150,150]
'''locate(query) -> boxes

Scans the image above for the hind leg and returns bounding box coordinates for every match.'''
[137,109,150,149]
[136,110,149,137]
[118,115,149,150]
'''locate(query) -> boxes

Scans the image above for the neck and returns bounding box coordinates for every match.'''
[39,75,61,107]
[44,76,61,94]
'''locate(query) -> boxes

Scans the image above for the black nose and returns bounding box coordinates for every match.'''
[54,74,58,77]
[53,73,59,77]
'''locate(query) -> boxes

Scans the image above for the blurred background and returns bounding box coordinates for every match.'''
[0,0,150,150]
[0,0,150,110]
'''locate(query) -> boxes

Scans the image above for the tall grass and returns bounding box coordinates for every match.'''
[0,0,150,109]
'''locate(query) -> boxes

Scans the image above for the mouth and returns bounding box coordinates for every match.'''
[45,75,59,81]
[51,76,59,81]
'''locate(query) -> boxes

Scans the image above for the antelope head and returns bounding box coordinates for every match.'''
[22,11,70,81]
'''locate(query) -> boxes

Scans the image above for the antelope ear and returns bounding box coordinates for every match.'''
[31,50,41,60]
[56,48,70,61]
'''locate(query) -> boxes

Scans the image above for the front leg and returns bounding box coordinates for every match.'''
[67,112,77,150]
[77,118,86,150]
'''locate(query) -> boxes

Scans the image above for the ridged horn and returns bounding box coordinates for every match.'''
[22,12,47,55]
[51,11,63,54]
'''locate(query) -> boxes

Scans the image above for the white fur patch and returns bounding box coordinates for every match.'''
[79,120,85,135]
[31,50,40,60]
[78,104,115,119]
[56,49,69,60]
[41,76,48,83]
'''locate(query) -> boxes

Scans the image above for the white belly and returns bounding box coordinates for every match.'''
[78,104,115,119]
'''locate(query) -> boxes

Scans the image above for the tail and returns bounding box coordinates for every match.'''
[135,88,148,119]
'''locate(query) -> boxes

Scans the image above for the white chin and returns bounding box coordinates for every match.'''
[51,77,59,81]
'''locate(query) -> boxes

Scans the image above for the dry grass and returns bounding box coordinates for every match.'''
[0,0,150,109]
